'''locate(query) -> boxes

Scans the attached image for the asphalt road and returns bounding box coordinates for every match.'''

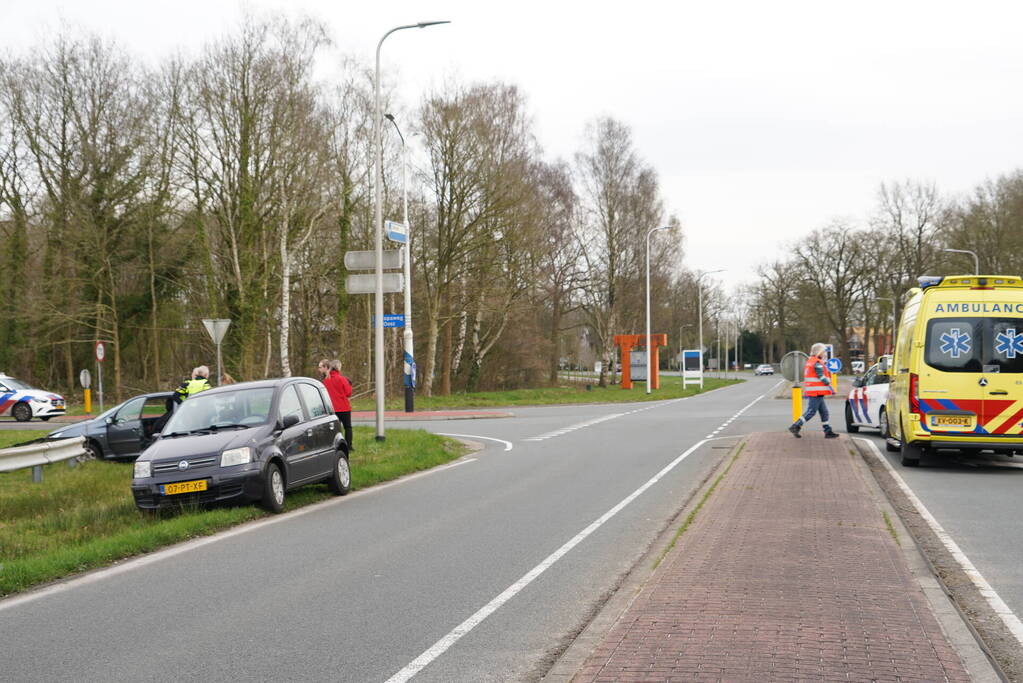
[1,376,782,682]
[855,427,1023,627]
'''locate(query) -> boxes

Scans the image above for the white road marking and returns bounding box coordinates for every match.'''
[0,457,478,614]
[387,383,778,682]
[435,434,513,452]
[857,437,1023,648]
[384,439,710,683]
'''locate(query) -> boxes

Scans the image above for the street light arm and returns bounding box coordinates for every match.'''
[384,114,406,146]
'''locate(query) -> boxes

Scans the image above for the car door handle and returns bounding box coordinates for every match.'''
[989,390,1009,395]
[305,429,314,437]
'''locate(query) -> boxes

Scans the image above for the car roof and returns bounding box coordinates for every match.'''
[199,377,319,397]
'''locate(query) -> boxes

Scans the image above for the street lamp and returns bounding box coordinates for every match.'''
[385,113,416,413]
[646,226,671,394]
[373,20,449,440]
[875,297,896,355]
[697,269,725,386]
[943,247,979,275]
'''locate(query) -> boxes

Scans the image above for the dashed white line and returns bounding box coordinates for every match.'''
[857,437,1023,648]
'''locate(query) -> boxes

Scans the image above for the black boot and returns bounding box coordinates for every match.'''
[788,423,801,438]
[824,427,839,439]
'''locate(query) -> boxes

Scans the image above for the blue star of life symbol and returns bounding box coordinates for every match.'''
[995,328,1023,359]
[939,328,971,359]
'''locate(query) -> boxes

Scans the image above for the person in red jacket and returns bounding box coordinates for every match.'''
[788,343,838,439]
[319,359,354,451]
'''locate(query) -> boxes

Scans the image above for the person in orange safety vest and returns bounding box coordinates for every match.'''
[788,343,838,439]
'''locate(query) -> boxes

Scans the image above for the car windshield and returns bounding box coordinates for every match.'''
[162,387,274,435]
[1,377,36,391]
[926,317,1023,373]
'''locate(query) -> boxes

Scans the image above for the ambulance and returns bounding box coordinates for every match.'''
[886,275,1023,466]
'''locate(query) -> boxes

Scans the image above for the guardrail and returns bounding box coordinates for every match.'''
[0,436,87,482]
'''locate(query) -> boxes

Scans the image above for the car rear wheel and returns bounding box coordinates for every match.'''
[327,451,351,496]
[262,462,286,513]
[12,402,32,422]
[844,402,859,433]
[900,426,923,467]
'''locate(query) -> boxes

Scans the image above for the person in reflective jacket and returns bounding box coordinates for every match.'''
[174,365,212,404]
[789,344,838,439]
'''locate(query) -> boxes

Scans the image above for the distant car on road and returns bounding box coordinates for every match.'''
[131,378,349,513]
[851,360,866,374]
[47,392,174,460]
[0,373,66,422]
[845,356,892,435]
[754,364,775,376]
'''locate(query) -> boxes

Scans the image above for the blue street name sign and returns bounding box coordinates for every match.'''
[826,357,842,372]
[385,220,408,244]
[372,314,406,328]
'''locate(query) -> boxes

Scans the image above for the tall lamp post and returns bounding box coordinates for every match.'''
[646,226,671,394]
[943,247,980,275]
[876,297,896,355]
[697,269,725,382]
[373,20,449,440]
[385,113,416,413]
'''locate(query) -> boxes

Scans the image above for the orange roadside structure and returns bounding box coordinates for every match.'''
[614,334,668,390]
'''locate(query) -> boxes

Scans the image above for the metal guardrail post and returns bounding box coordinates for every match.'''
[32,465,43,483]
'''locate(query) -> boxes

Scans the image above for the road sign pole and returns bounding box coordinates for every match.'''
[97,361,104,414]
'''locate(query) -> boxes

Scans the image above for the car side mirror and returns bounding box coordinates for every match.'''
[281,413,300,429]
[105,417,115,425]
[878,357,890,373]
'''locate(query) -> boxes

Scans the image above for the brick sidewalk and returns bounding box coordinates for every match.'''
[573,432,970,682]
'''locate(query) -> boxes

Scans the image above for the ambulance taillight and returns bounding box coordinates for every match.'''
[909,373,922,415]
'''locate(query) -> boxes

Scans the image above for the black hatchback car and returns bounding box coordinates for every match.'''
[47,392,175,460]
[131,378,350,513]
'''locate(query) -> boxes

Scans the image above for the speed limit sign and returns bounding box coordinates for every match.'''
[95,341,106,363]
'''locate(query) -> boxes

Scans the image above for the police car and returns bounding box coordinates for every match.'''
[844,356,893,435]
[0,374,67,421]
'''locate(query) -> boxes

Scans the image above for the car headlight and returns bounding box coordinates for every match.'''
[32,397,49,404]
[220,447,252,467]
[134,461,152,479]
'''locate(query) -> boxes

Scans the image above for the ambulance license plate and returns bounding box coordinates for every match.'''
[161,480,207,495]
[930,415,973,430]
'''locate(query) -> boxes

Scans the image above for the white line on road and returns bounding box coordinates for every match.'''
[0,457,479,614]
[387,382,779,682]
[384,438,709,683]
[435,434,513,452]
[857,437,1023,648]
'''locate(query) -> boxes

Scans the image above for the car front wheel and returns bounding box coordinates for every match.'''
[844,402,859,433]
[327,451,351,496]
[12,402,32,422]
[262,462,286,513]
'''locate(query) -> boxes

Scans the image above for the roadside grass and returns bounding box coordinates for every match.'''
[0,426,466,597]
[0,431,49,449]
[351,376,741,411]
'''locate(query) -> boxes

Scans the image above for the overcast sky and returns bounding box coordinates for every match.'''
[5,0,1023,292]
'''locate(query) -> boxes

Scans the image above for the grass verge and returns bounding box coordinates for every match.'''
[0,426,466,597]
[0,431,50,449]
[352,376,741,411]
[653,439,747,569]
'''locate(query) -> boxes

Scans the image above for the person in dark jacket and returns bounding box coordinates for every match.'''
[319,359,353,451]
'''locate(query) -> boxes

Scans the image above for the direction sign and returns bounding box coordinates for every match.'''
[826,357,843,373]
[385,220,408,244]
[344,249,404,271]
[346,273,405,295]
[95,341,106,363]
[372,314,406,328]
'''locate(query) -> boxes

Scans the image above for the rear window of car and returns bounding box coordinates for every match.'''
[297,383,328,418]
[925,318,1023,373]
